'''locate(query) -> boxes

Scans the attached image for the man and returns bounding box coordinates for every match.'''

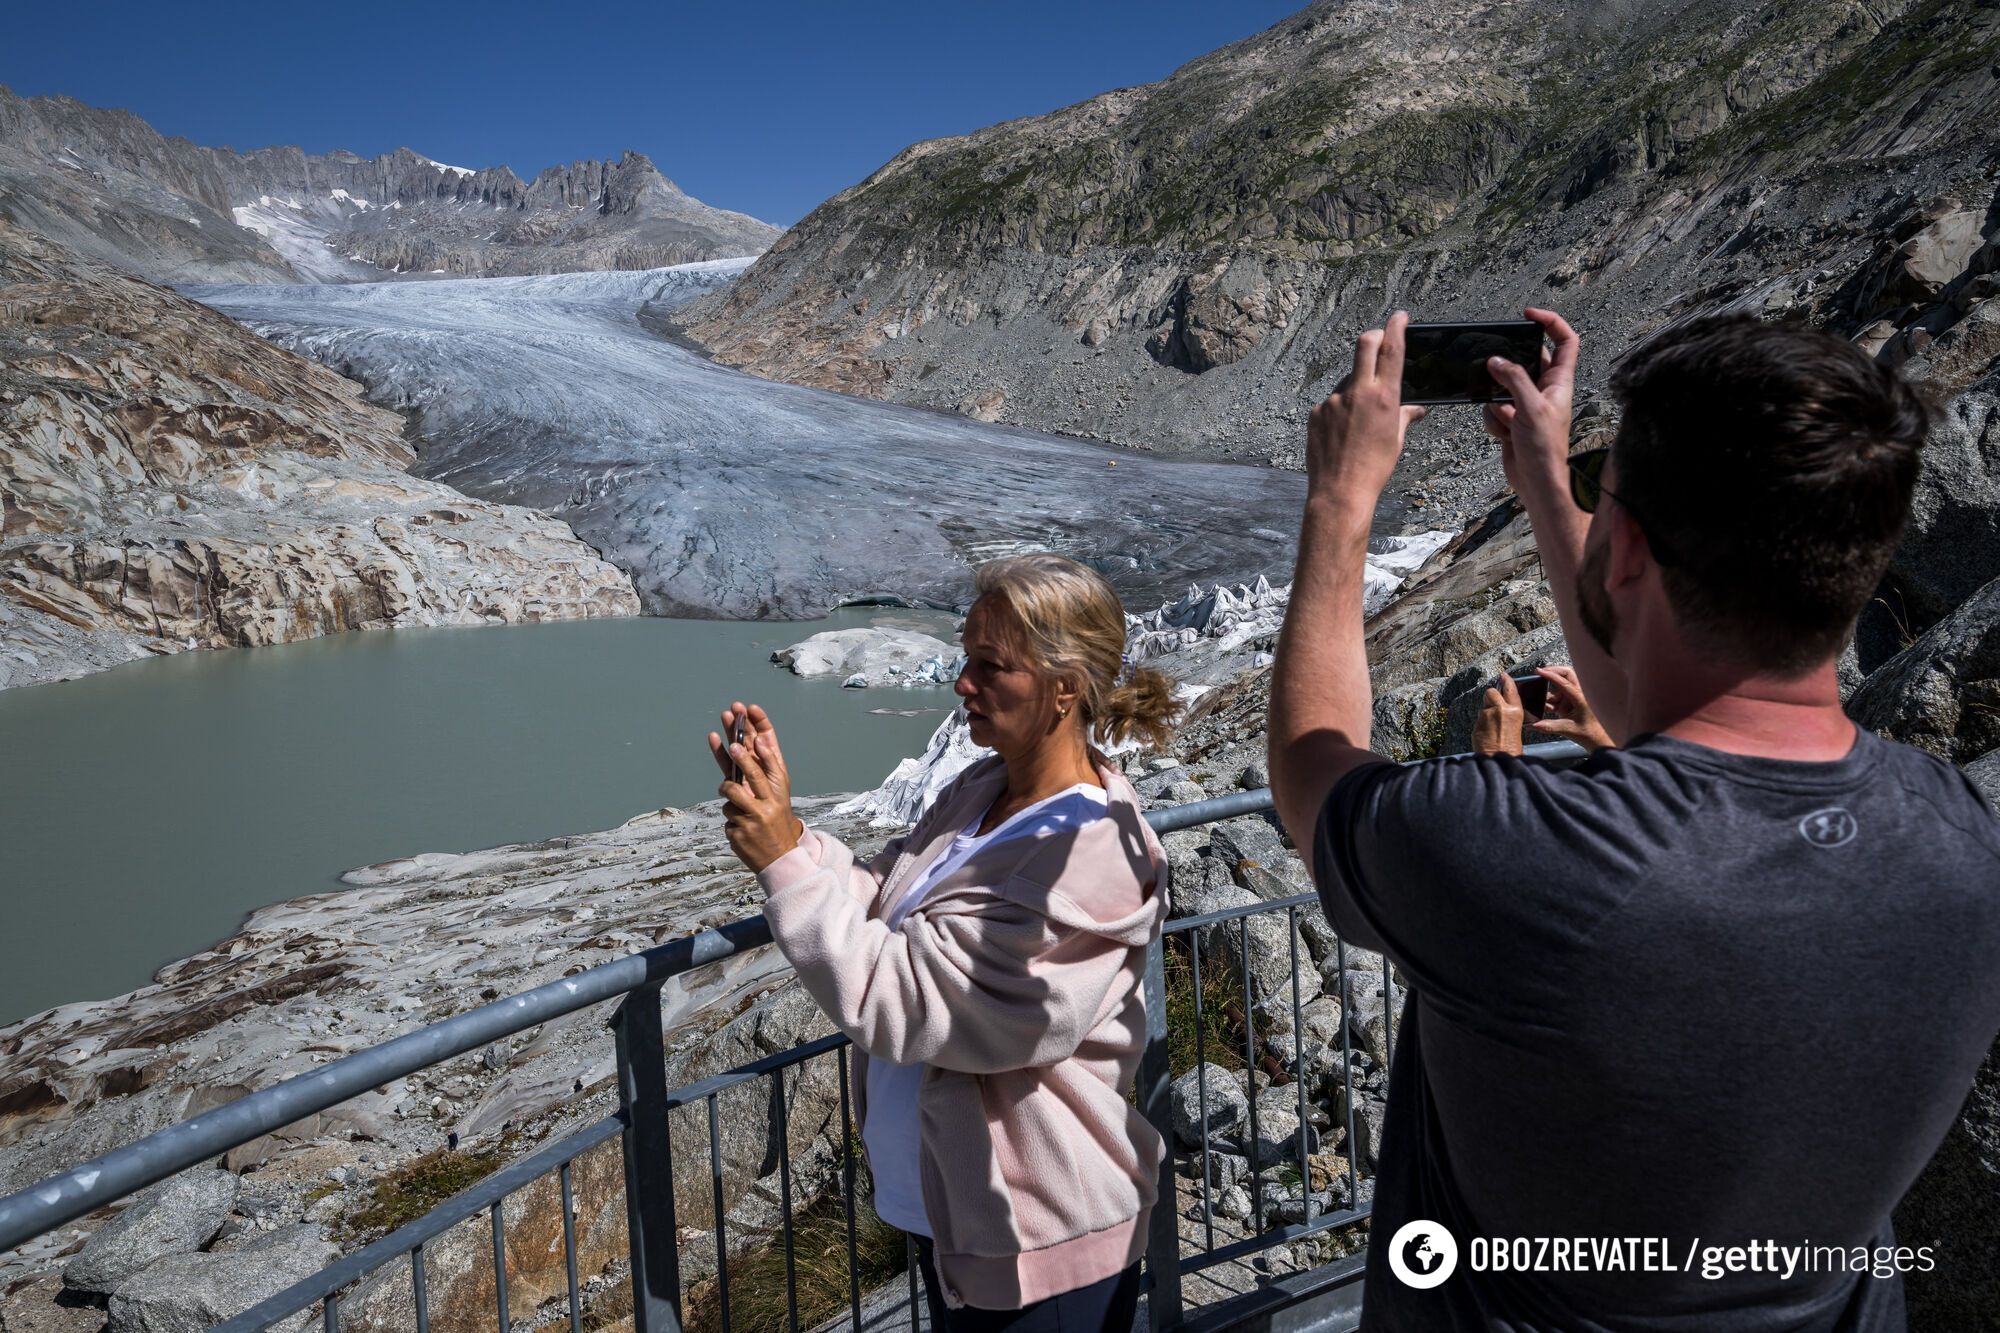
[1268,309,2000,1330]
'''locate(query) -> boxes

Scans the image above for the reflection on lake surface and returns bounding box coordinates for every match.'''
[0,610,959,1025]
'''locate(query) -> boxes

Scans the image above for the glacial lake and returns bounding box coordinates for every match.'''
[0,608,962,1025]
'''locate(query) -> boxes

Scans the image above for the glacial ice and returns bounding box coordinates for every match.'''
[190,263,1326,620]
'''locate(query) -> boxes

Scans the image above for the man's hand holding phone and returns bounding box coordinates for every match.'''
[1306,310,1428,505]
[1480,307,1581,509]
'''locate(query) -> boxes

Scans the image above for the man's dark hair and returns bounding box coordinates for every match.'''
[1608,314,1932,677]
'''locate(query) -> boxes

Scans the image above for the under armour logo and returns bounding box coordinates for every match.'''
[1798,807,1858,849]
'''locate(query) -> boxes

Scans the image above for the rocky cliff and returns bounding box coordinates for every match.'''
[0,218,641,690]
[676,0,2000,524]
[0,87,780,285]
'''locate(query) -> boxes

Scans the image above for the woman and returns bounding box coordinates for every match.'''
[708,553,1180,1331]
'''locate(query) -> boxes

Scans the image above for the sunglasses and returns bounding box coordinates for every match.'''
[1566,448,1681,567]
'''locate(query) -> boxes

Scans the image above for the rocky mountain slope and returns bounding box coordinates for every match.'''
[0,219,640,690]
[0,86,779,285]
[676,0,2000,524]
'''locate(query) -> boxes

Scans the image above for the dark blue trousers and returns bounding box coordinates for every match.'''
[913,1235,1142,1332]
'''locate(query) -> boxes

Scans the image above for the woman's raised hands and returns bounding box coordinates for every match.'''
[708,701,803,873]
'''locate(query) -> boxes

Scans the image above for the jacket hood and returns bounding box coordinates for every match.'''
[917,756,1168,948]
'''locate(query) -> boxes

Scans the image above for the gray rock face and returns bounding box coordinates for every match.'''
[1848,574,2000,764]
[1171,1063,1248,1147]
[0,221,639,691]
[191,268,1312,620]
[0,86,779,286]
[62,1170,239,1296]
[106,1225,332,1333]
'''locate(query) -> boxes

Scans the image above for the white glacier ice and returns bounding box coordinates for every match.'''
[189,263,1326,621]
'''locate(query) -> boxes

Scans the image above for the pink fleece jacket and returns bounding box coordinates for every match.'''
[756,754,1169,1310]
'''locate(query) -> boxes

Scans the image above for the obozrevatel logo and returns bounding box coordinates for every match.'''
[1388,1220,1459,1289]
[1798,807,1858,849]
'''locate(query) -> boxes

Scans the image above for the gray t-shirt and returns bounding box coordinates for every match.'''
[1314,727,2000,1331]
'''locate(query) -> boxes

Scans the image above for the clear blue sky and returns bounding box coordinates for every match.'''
[8,1,1306,226]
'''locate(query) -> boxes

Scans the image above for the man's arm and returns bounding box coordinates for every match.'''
[1484,310,1630,739]
[1269,313,1427,857]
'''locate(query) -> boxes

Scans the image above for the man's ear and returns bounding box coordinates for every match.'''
[1605,506,1652,590]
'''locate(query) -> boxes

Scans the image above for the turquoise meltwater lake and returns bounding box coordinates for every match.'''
[0,609,960,1025]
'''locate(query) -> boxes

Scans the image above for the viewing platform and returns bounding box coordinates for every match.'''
[0,746,1587,1333]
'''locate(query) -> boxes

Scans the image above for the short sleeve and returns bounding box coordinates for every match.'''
[1312,753,1636,1027]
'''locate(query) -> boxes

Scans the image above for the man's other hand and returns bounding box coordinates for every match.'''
[1473,674,1527,757]
[1482,307,1580,506]
[1307,310,1428,503]
[1534,664,1616,753]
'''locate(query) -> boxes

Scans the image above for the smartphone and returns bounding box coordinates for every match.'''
[729,716,747,783]
[1401,321,1544,405]
[1507,672,1550,716]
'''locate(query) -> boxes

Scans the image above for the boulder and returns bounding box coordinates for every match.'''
[1194,1149,1252,1192]
[1345,975,1406,1070]
[1207,818,1294,884]
[1231,1087,1320,1168]
[1911,390,2000,602]
[1965,749,2000,816]
[1857,389,2000,669]
[1372,681,1447,762]
[63,1169,239,1296]
[106,1225,333,1333]
[1173,875,1322,1018]
[1171,1063,1248,1146]
[1848,574,2000,763]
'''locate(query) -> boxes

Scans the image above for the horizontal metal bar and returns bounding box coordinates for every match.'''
[207,1116,624,1333]
[1162,891,1319,934]
[662,1031,850,1110]
[1177,1204,1372,1276]
[0,918,772,1252]
[1137,741,1586,838]
[1143,786,1275,834]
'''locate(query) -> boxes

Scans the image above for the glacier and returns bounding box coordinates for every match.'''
[188,262,1324,619]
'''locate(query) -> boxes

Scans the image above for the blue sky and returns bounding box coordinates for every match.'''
[9,1,1306,226]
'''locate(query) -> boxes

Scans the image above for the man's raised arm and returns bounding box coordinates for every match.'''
[1268,312,1428,857]
[1484,309,1628,739]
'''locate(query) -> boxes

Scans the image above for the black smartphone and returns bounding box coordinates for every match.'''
[729,715,747,783]
[1401,320,1544,405]
[1507,672,1550,716]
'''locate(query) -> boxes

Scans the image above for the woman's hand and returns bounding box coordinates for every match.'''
[708,701,804,873]
[1473,673,1526,756]
[1533,665,1616,753]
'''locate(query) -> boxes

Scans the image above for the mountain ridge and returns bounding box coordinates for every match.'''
[672,0,2000,525]
[0,86,781,284]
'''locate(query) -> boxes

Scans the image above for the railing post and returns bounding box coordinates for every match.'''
[1139,932,1183,1331]
[613,985,683,1333]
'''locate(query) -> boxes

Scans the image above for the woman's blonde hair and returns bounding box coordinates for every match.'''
[972,553,1179,753]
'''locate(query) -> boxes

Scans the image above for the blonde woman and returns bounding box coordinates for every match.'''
[709,553,1180,1331]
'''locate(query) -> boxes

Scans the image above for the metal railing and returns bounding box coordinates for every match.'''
[0,742,1587,1333]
